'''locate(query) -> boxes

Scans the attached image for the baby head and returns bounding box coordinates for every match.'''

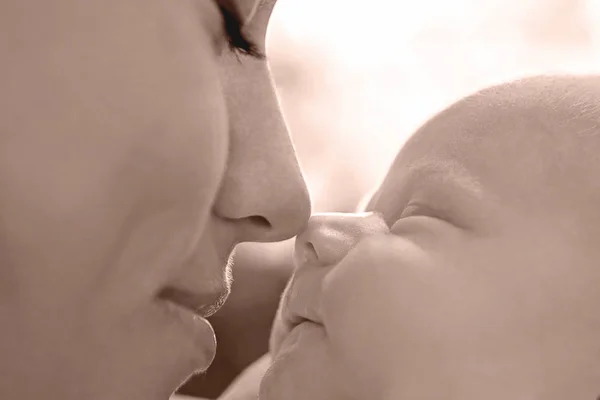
[261,75,600,400]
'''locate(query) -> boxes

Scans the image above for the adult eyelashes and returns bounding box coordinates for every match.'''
[217,4,265,60]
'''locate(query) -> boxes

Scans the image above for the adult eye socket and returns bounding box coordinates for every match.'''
[211,0,265,59]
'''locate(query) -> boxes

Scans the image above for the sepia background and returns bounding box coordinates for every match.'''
[179,0,600,397]
[271,0,600,212]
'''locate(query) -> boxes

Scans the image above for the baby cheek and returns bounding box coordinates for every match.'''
[322,235,421,328]
[321,236,433,391]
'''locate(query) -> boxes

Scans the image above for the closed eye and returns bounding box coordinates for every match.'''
[393,201,472,232]
[389,203,447,235]
[216,3,265,60]
[399,203,439,220]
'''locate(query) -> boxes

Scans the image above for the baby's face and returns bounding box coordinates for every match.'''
[261,77,600,400]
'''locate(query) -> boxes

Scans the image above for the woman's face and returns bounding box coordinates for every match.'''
[0,1,310,399]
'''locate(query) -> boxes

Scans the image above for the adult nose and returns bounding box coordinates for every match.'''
[214,53,311,243]
[294,212,389,268]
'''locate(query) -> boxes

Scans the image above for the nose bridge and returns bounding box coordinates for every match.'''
[295,212,388,267]
[214,56,311,242]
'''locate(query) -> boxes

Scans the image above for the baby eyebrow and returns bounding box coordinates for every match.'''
[406,158,484,200]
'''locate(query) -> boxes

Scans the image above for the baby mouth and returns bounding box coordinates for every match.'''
[275,303,323,352]
[282,297,321,329]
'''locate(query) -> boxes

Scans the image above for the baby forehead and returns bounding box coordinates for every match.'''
[372,76,600,205]
[410,77,600,162]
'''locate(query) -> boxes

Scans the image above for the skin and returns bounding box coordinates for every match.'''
[261,75,600,399]
[0,1,310,399]
[181,241,296,398]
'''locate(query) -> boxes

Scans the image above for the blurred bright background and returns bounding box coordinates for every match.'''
[267,0,600,212]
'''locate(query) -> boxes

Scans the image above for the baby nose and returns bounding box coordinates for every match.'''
[294,212,389,268]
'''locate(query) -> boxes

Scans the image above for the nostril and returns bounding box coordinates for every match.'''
[295,241,319,265]
[247,215,271,229]
[305,242,317,259]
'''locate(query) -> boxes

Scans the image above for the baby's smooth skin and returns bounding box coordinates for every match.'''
[261,75,600,400]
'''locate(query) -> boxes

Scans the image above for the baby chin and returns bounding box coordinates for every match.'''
[260,321,345,400]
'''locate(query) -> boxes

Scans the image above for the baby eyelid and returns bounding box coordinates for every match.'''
[396,202,470,232]
[400,203,432,219]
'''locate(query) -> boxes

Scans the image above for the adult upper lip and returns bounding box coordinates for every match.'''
[157,286,228,319]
